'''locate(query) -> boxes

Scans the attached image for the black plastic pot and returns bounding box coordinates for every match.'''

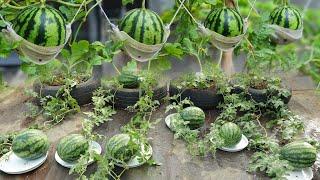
[247,85,292,104]
[169,84,223,110]
[109,84,167,109]
[33,66,102,106]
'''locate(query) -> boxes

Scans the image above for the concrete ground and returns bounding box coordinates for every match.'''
[0,53,320,179]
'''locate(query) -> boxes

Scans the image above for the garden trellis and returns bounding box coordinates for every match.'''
[0,1,86,65]
[97,0,187,62]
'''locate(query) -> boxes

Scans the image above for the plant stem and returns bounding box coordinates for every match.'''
[50,0,94,7]
[196,55,203,73]
[112,63,121,75]
[142,0,146,9]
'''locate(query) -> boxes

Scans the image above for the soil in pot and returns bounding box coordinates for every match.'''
[33,66,102,106]
[169,80,223,110]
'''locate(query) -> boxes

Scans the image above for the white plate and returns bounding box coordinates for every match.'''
[55,141,102,168]
[165,113,180,131]
[0,151,48,174]
[218,135,249,152]
[284,167,313,180]
[115,143,153,168]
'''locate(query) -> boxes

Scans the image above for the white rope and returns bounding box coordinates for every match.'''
[97,2,115,29]
[246,0,257,20]
[69,0,88,25]
[167,0,188,27]
[0,12,12,27]
[177,0,201,26]
[303,0,312,15]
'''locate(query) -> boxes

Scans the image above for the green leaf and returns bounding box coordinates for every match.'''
[122,0,134,6]
[150,57,171,71]
[163,43,184,59]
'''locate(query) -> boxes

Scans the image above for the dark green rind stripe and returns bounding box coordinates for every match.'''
[119,9,165,45]
[270,6,302,30]
[222,9,230,37]
[34,8,46,46]
[57,135,89,162]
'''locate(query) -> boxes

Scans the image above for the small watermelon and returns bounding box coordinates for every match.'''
[219,122,242,147]
[119,8,165,45]
[105,134,139,162]
[204,7,244,37]
[180,107,205,129]
[280,141,317,169]
[270,6,303,30]
[12,129,49,160]
[57,134,89,163]
[13,5,67,47]
[118,72,140,88]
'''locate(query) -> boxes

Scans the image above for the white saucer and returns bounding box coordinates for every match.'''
[218,135,249,152]
[115,143,153,168]
[165,113,180,131]
[0,151,48,174]
[284,167,313,180]
[55,141,102,168]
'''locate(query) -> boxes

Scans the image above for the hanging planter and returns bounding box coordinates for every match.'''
[200,7,247,51]
[269,4,303,45]
[1,4,75,64]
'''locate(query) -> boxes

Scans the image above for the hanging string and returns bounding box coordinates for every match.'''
[177,0,201,26]
[0,12,12,28]
[97,2,115,29]
[69,0,88,25]
[167,0,188,27]
[246,0,257,20]
[303,0,312,15]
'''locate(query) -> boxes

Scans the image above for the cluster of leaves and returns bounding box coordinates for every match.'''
[167,72,308,178]
[0,132,16,157]
[70,88,117,178]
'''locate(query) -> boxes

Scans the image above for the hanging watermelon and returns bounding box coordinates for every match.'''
[119,8,165,45]
[269,5,303,30]
[13,5,67,47]
[204,7,244,37]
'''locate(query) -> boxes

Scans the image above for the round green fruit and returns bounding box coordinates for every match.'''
[270,6,303,30]
[105,134,139,162]
[180,106,205,129]
[204,7,244,37]
[119,8,165,45]
[57,134,89,163]
[219,122,242,147]
[280,141,317,169]
[13,5,67,47]
[12,129,49,160]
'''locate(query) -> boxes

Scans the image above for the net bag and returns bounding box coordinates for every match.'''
[199,22,248,52]
[269,24,303,45]
[111,25,170,62]
[2,25,72,64]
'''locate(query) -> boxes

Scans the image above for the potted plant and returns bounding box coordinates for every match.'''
[169,37,225,110]
[23,40,106,106]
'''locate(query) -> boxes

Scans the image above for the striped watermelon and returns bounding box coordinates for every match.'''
[13,5,67,47]
[270,6,302,30]
[280,141,317,169]
[118,72,140,88]
[105,134,139,162]
[204,7,244,37]
[57,134,89,163]
[119,8,165,45]
[12,129,49,160]
[219,122,242,147]
[180,107,205,129]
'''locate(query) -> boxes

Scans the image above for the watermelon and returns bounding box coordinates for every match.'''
[219,122,242,147]
[119,8,165,45]
[57,134,89,163]
[13,5,67,47]
[280,141,317,169]
[105,134,139,162]
[204,7,244,37]
[12,129,49,160]
[118,72,140,88]
[180,107,205,129]
[270,6,302,30]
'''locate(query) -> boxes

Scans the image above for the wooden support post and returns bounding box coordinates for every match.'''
[221,0,236,77]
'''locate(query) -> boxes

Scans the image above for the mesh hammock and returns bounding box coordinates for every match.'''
[0,1,85,65]
[178,1,250,52]
[98,0,186,62]
[269,25,303,45]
